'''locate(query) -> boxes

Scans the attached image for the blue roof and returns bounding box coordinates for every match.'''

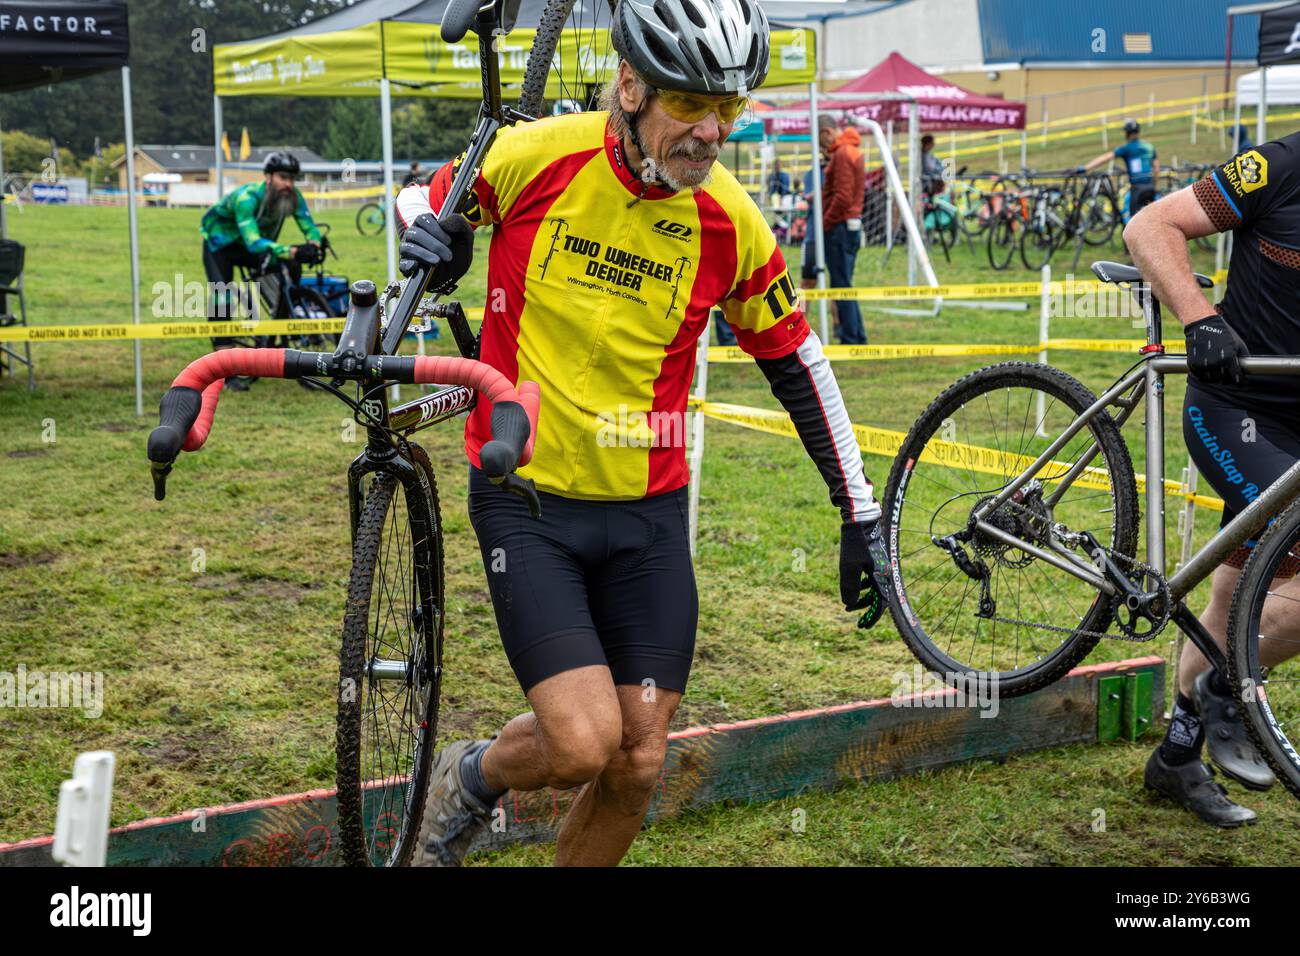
[977,0,1260,63]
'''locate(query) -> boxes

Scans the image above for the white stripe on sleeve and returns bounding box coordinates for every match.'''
[796,331,880,522]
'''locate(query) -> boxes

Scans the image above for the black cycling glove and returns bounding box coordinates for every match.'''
[1184,314,1249,387]
[398,213,474,293]
[839,518,892,630]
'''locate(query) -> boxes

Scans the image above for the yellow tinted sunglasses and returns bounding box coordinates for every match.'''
[654,88,750,124]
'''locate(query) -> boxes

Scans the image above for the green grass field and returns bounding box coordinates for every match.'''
[4,121,1299,864]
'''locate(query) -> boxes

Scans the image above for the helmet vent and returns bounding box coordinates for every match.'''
[646,30,676,66]
[696,40,724,82]
[683,1,708,28]
[653,0,679,33]
[746,35,757,71]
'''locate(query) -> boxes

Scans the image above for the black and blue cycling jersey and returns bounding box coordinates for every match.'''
[1115,139,1157,186]
[1186,131,1300,546]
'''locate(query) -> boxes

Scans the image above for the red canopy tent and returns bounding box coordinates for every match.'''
[772,51,1026,133]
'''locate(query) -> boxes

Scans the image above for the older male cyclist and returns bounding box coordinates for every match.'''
[392,0,892,866]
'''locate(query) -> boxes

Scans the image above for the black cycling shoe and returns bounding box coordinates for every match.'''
[224,375,252,392]
[1144,748,1257,828]
[1194,669,1276,791]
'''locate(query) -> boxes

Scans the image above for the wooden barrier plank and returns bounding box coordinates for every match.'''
[0,656,1162,867]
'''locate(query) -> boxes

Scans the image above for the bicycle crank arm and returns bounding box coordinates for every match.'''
[1077,531,1150,601]
[494,473,541,518]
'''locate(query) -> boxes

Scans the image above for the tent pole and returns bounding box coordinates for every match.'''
[0,111,6,240]
[885,121,893,252]
[123,67,143,417]
[1234,91,1242,152]
[380,79,397,286]
[907,98,918,287]
[1257,66,1267,146]
[808,83,829,345]
[214,95,224,201]
[380,79,399,403]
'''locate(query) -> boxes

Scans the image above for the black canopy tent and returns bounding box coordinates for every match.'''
[0,0,143,410]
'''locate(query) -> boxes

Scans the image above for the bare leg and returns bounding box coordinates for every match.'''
[552,684,682,867]
[1254,573,1300,670]
[479,665,622,793]
[1178,564,1300,697]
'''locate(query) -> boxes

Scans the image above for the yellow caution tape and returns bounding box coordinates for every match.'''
[3,319,348,342]
[299,184,390,201]
[709,343,1040,363]
[1045,338,1146,353]
[696,400,1223,510]
[800,279,1117,302]
[0,310,496,343]
[802,282,1037,301]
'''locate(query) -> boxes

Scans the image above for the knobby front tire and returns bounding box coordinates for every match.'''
[336,444,444,867]
[519,0,620,119]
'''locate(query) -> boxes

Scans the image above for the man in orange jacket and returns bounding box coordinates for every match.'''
[819,116,867,343]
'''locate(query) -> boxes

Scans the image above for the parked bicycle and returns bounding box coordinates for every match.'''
[356,201,386,236]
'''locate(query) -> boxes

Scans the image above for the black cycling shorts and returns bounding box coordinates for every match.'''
[1129,183,1157,217]
[1183,381,1300,550]
[467,466,698,695]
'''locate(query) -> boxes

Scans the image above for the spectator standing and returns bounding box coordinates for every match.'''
[819,116,867,344]
[767,158,791,200]
[920,134,946,196]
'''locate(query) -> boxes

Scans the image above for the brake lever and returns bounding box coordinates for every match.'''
[856,532,894,630]
[497,473,541,518]
[150,460,173,502]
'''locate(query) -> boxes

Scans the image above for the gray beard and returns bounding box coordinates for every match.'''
[644,158,713,194]
[259,187,297,226]
[661,166,713,193]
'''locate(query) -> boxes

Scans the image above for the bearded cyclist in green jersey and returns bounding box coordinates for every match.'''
[200,152,322,390]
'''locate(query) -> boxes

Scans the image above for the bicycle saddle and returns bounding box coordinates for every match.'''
[1091,260,1214,289]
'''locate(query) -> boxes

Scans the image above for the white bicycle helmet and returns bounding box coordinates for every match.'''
[612,0,770,96]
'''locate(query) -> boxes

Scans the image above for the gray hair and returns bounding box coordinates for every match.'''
[598,61,649,140]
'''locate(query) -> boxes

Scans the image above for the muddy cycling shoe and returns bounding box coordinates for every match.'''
[1194,669,1276,791]
[1144,749,1257,828]
[409,739,494,867]
[223,375,253,392]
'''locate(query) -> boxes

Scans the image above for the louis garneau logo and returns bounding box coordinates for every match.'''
[50,886,151,936]
[652,219,693,242]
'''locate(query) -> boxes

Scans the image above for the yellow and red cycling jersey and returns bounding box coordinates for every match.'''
[397,111,807,501]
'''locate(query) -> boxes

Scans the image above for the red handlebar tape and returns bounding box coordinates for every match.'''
[167,348,539,465]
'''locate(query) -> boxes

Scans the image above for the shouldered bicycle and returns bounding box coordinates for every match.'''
[881,260,1300,794]
[145,0,622,865]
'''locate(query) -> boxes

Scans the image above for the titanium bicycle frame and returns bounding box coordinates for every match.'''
[963,280,1300,673]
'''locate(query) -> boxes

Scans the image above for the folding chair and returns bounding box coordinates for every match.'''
[0,239,34,391]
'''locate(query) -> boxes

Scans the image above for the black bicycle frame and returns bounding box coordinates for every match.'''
[343,0,528,541]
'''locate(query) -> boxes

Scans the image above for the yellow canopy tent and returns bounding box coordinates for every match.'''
[211,0,817,281]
